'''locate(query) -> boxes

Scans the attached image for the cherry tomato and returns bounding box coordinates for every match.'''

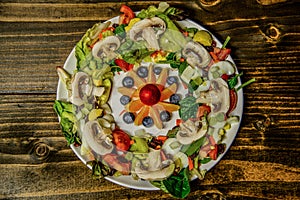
[114,59,134,71]
[227,89,237,115]
[197,104,211,118]
[112,129,131,151]
[119,5,135,24]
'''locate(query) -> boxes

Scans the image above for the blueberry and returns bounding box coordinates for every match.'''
[170,94,181,105]
[120,95,130,105]
[142,116,154,127]
[166,76,178,85]
[122,76,134,88]
[160,111,171,122]
[123,112,135,124]
[153,67,162,75]
[137,66,148,78]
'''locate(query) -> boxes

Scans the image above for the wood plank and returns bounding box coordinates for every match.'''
[0,0,299,199]
[0,160,298,199]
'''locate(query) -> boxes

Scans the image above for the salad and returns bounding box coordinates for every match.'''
[54,2,254,198]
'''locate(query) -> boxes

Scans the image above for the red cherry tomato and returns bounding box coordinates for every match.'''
[119,5,135,24]
[112,129,131,151]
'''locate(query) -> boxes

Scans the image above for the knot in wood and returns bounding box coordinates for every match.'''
[197,0,221,7]
[260,23,282,44]
[33,142,50,159]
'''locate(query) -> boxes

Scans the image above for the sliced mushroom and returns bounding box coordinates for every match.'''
[70,72,92,106]
[129,17,166,50]
[92,35,120,60]
[83,120,113,155]
[142,27,160,50]
[134,149,175,180]
[208,60,236,80]
[162,138,182,156]
[196,77,230,114]
[176,118,208,145]
[182,41,211,69]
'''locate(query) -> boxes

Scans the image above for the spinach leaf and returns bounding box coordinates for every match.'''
[179,96,199,121]
[162,168,190,198]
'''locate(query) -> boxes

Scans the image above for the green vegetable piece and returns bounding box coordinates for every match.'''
[222,36,231,49]
[114,24,127,37]
[179,96,199,121]
[54,100,75,115]
[156,13,187,48]
[99,79,112,105]
[159,29,182,52]
[228,72,243,89]
[61,111,77,123]
[200,157,212,164]
[75,22,110,70]
[181,136,206,156]
[184,27,198,38]
[167,126,179,138]
[129,137,149,153]
[189,76,203,91]
[193,30,213,46]
[162,168,190,198]
[137,5,159,19]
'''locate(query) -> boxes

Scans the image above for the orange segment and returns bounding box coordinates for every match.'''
[126,99,144,112]
[160,83,178,101]
[156,68,169,86]
[128,70,146,87]
[118,87,136,97]
[149,106,163,129]
[158,101,180,112]
[147,64,156,83]
[134,106,150,126]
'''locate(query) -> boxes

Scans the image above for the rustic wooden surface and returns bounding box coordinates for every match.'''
[0,0,299,199]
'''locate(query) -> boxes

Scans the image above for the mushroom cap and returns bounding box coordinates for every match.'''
[129,17,166,41]
[162,138,182,156]
[176,118,208,145]
[182,41,211,69]
[134,149,175,180]
[92,35,120,60]
[196,77,230,114]
[208,60,236,80]
[70,71,92,106]
[83,120,114,155]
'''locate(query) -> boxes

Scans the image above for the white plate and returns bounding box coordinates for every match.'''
[56,15,243,190]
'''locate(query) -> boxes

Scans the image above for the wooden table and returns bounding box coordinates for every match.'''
[1,0,299,199]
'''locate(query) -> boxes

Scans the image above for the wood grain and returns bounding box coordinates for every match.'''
[0,0,299,199]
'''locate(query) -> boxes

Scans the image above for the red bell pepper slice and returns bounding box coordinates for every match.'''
[197,104,211,118]
[114,59,134,71]
[119,5,135,24]
[208,144,218,160]
[227,89,237,115]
